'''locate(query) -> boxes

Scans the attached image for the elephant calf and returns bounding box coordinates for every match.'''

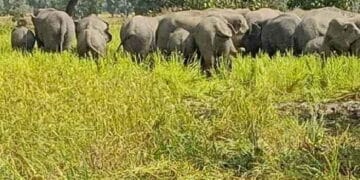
[194,15,238,77]
[75,15,112,59]
[304,36,325,54]
[11,19,35,52]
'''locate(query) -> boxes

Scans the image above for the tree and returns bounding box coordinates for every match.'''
[66,0,78,16]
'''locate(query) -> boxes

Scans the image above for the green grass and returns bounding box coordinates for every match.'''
[0,18,360,179]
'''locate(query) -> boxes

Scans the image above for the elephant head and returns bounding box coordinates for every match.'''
[325,17,360,53]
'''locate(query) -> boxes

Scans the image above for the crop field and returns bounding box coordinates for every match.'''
[0,16,360,179]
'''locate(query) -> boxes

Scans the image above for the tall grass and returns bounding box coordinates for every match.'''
[0,18,359,179]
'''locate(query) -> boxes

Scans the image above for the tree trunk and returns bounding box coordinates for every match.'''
[65,0,78,17]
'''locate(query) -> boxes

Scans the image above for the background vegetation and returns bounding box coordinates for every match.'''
[0,0,359,18]
[0,15,360,178]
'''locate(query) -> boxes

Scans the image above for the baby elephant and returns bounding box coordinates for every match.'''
[75,15,112,59]
[11,19,36,52]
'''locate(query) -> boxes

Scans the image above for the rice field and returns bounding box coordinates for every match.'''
[0,16,360,179]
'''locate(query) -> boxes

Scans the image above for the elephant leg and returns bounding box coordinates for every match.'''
[201,55,214,77]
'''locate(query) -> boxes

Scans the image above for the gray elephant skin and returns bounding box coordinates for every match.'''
[167,28,190,54]
[193,15,238,77]
[156,9,249,54]
[240,8,282,57]
[293,7,357,55]
[303,36,325,54]
[11,19,36,52]
[119,15,162,61]
[261,13,301,57]
[321,16,360,56]
[75,15,112,58]
[31,8,75,52]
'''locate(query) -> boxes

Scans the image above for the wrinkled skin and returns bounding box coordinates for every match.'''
[322,16,360,56]
[75,15,112,59]
[261,13,301,57]
[77,29,106,60]
[193,15,237,77]
[167,28,190,53]
[240,8,282,57]
[120,15,162,61]
[156,10,206,54]
[304,36,325,54]
[293,7,357,55]
[287,8,308,18]
[11,20,36,52]
[156,9,248,54]
[31,8,75,52]
[351,39,360,56]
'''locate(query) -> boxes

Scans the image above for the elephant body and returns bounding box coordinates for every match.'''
[321,16,360,56]
[304,36,325,54]
[193,15,237,77]
[31,8,75,52]
[293,7,357,55]
[241,8,282,57]
[77,29,106,59]
[75,15,112,58]
[351,39,360,56]
[167,28,190,54]
[156,10,206,54]
[120,15,162,60]
[11,20,35,52]
[261,13,301,57]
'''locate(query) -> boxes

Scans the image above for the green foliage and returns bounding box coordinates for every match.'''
[0,18,360,178]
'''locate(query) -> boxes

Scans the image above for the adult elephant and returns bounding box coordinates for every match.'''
[119,15,163,62]
[31,8,75,52]
[261,13,301,57]
[321,16,360,56]
[240,8,282,57]
[193,15,238,77]
[293,7,357,55]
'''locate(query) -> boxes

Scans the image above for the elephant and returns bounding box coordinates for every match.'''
[11,19,36,52]
[156,9,248,53]
[351,39,360,56]
[240,8,282,57]
[261,13,301,57]
[167,27,190,54]
[75,15,112,59]
[293,7,357,55]
[119,15,163,61]
[193,15,238,77]
[156,10,207,54]
[31,8,75,52]
[303,36,325,54]
[76,29,107,60]
[321,16,360,56]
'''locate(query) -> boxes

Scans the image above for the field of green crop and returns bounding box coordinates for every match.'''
[0,16,360,179]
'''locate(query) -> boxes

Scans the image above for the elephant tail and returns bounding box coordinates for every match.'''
[86,30,103,58]
[117,34,135,52]
[59,19,67,52]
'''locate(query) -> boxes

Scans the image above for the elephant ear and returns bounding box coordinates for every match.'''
[215,20,232,39]
[103,21,112,43]
[232,17,249,34]
[248,23,261,36]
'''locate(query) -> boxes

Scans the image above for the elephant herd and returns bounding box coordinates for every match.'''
[11,8,112,62]
[120,7,360,76]
[10,6,360,76]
